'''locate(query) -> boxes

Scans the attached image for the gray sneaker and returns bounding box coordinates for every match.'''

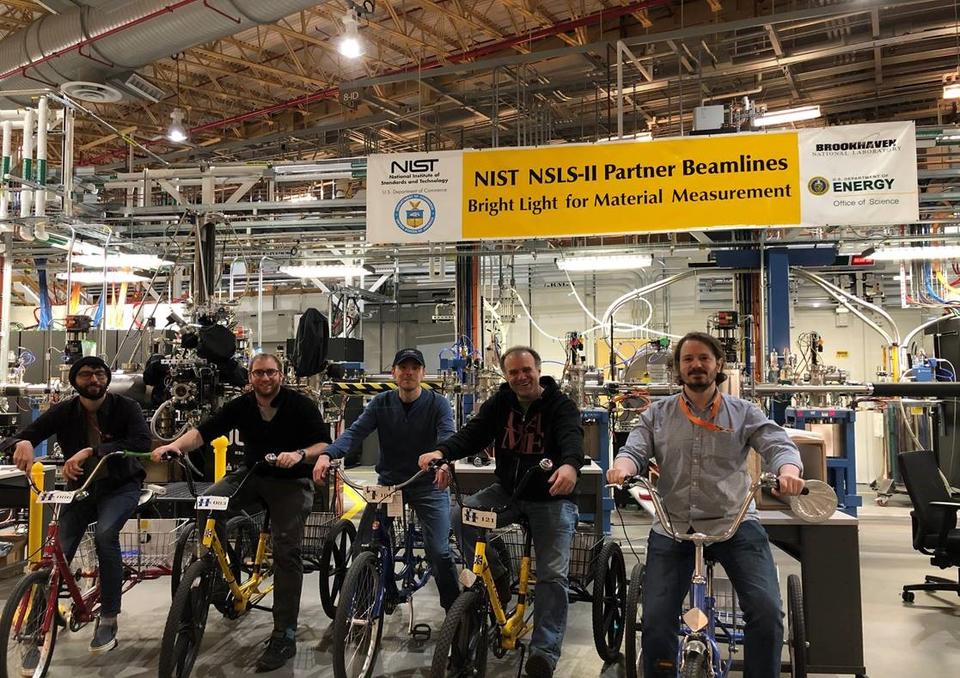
[89,619,118,655]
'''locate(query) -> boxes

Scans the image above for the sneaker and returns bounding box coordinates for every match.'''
[88,619,118,655]
[255,635,296,672]
[525,653,554,678]
[20,647,39,676]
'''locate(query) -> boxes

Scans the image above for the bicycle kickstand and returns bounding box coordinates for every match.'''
[515,642,527,678]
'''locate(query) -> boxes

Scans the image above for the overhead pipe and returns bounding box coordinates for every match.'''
[33,96,47,240]
[17,107,33,241]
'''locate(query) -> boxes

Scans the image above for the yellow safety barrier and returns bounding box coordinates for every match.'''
[326,381,442,395]
[28,461,44,564]
[212,436,228,482]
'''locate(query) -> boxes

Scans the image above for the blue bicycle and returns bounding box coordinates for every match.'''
[331,460,444,678]
[618,473,835,678]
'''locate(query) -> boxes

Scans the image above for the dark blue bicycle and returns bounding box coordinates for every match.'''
[331,460,444,678]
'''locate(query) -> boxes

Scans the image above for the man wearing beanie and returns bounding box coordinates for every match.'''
[12,356,151,658]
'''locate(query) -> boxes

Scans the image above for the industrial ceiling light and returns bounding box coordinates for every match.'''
[556,254,653,272]
[280,264,371,278]
[55,271,152,284]
[338,12,363,59]
[167,107,188,143]
[596,131,653,143]
[867,245,960,261]
[72,254,174,269]
[752,104,822,127]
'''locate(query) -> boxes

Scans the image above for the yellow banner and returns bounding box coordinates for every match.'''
[461,133,800,238]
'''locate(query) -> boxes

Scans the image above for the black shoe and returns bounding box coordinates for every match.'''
[88,619,118,655]
[256,636,296,672]
[494,573,512,609]
[525,653,554,678]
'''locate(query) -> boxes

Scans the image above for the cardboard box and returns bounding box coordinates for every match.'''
[748,428,828,510]
[0,535,27,577]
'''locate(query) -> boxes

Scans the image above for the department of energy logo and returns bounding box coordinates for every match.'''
[808,176,829,196]
[394,194,437,234]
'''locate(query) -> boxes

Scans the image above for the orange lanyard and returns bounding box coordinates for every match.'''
[678,394,732,433]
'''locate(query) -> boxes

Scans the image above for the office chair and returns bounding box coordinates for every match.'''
[897,450,960,603]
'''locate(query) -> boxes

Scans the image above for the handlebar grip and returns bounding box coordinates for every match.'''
[264,453,278,465]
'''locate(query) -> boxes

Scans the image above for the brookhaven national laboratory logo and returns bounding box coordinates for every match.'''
[394,194,436,234]
[807,176,829,196]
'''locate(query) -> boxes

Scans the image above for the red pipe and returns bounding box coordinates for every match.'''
[0,0,204,81]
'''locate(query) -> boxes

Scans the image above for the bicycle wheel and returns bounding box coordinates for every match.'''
[319,519,357,618]
[592,540,627,661]
[624,561,645,678]
[171,521,198,599]
[332,551,384,678]
[680,650,709,678]
[225,515,260,578]
[430,589,489,678]
[159,559,218,678]
[0,569,57,678]
[787,574,808,678]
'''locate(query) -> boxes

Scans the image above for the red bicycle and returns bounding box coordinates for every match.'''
[0,450,180,678]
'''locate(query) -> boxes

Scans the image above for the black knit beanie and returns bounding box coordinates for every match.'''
[68,356,112,389]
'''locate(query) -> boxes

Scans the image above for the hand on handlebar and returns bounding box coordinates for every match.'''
[273,451,303,469]
[772,473,806,497]
[606,466,634,487]
[63,447,92,482]
[548,463,577,496]
[151,445,182,463]
[12,439,34,473]
[313,454,332,483]
[418,450,443,472]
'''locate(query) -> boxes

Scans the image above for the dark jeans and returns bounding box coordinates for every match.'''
[642,520,784,678]
[203,469,313,637]
[59,481,142,617]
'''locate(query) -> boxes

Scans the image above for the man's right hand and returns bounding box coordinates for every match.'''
[13,440,34,473]
[313,454,332,484]
[418,450,443,472]
[151,445,181,463]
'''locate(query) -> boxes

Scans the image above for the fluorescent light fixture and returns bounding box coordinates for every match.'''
[167,107,188,143]
[280,264,371,278]
[596,131,653,143]
[56,271,151,284]
[943,83,960,100]
[71,254,173,269]
[869,245,960,261]
[752,105,821,127]
[338,13,363,59]
[283,193,316,203]
[556,254,653,272]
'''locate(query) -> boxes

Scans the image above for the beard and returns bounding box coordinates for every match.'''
[76,383,106,400]
[682,370,715,392]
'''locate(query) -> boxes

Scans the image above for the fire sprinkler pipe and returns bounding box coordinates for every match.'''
[33,97,48,240]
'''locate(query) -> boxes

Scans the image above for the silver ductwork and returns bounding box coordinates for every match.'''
[0,0,330,108]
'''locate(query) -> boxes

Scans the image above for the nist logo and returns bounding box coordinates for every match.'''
[390,159,439,173]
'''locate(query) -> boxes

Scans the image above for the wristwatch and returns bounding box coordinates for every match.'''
[297,449,307,463]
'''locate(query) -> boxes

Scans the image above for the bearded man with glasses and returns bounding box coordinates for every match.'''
[152,352,331,671]
[11,356,151,656]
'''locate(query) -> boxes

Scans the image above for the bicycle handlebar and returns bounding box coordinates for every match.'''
[25,450,149,499]
[447,457,554,513]
[332,458,443,496]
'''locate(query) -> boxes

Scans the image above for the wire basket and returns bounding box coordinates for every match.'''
[302,511,339,558]
[488,524,602,585]
[709,567,745,637]
[80,519,188,571]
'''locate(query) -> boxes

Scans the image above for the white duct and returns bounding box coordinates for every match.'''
[0,0,333,108]
[33,96,48,240]
[0,120,11,222]
[16,107,33,241]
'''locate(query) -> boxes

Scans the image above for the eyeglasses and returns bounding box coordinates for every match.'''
[76,370,108,380]
[251,368,280,378]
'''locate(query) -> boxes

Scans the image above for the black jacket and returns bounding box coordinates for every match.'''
[15,393,150,493]
[197,386,331,479]
[438,376,585,502]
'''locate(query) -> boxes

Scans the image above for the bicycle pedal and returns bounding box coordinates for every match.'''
[410,623,431,641]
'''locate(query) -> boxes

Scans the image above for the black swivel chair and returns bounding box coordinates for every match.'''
[897,450,960,603]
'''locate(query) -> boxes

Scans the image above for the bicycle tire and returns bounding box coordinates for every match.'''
[788,574,808,678]
[430,589,489,678]
[680,650,709,678]
[624,561,645,678]
[592,540,627,661]
[159,558,218,678]
[170,521,198,599]
[332,551,384,678]
[0,569,57,678]
[319,519,357,618]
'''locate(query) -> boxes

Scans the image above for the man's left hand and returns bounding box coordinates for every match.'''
[63,448,93,482]
[274,451,303,469]
[773,464,805,497]
[548,464,578,496]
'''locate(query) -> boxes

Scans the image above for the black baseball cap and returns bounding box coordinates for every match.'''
[392,348,425,367]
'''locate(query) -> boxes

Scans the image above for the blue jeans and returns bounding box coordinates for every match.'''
[58,481,141,617]
[642,520,784,678]
[452,483,578,670]
[402,483,460,610]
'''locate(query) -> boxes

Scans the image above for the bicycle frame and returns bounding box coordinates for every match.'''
[197,514,273,615]
[470,524,533,651]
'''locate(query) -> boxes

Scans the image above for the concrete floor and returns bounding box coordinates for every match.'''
[1,483,957,677]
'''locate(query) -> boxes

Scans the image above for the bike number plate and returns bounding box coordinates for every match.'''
[195,496,230,511]
[461,507,497,529]
[364,485,393,504]
[37,490,76,504]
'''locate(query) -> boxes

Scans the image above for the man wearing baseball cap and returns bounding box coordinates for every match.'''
[12,356,151,657]
[313,348,460,611]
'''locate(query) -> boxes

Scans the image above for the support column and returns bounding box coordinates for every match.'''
[766,248,791,423]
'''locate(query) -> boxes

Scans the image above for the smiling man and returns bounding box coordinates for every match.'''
[419,346,585,678]
[607,332,805,677]
[152,353,330,672]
